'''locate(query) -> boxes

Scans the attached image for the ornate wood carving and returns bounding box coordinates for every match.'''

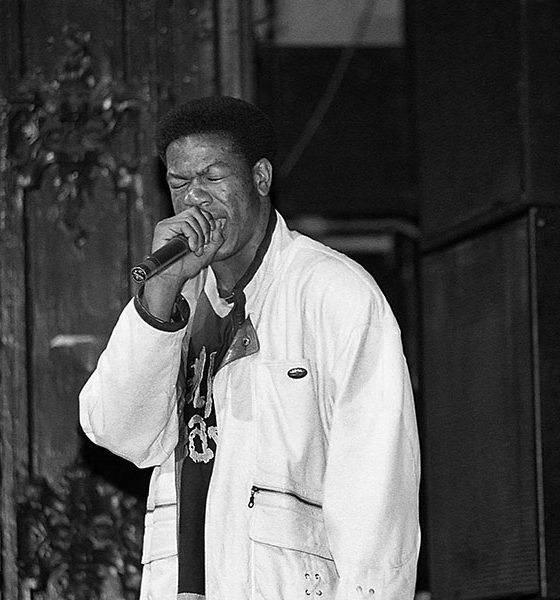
[8,25,139,248]
[17,460,145,600]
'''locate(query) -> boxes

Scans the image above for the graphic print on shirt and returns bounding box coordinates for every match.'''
[178,345,219,464]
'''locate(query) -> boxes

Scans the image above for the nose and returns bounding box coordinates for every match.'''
[183,186,213,207]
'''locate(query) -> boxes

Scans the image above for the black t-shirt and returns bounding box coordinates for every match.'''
[175,209,277,597]
[176,292,238,596]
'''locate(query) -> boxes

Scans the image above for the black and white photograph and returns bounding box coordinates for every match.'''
[1,1,559,599]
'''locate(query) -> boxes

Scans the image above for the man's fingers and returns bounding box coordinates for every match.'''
[152,211,224,270]
[179,208,214,248]
[196,209,215,244]
[162,209,214,252]
[192,218,226,259]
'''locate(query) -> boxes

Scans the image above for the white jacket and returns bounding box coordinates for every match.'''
[80,212,421,600]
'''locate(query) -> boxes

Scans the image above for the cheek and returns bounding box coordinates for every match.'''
[169,191,184,214]
[214,181,258,223]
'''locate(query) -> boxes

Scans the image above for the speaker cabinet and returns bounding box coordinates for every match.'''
[411,0,560,244]
[421,207,560,599]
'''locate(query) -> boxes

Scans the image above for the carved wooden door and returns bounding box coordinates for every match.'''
[0,1,256,598]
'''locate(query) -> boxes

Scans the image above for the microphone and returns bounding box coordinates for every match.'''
[130,236,190,283]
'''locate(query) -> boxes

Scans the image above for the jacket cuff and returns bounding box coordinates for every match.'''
[134,287,190,332]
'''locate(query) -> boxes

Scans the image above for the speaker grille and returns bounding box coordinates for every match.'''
[422,217,540,598]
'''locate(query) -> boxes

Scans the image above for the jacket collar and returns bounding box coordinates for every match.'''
[222,208,277,304]
[242,210,295,310]
[204,209,294,316]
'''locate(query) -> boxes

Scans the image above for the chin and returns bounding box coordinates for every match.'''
[213,242,233,262]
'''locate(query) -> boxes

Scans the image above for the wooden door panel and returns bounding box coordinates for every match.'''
[1,1,257,597]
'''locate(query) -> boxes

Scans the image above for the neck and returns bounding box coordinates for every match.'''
[213,200,272,296]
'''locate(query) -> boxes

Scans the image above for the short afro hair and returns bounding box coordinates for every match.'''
[156,96,277,167]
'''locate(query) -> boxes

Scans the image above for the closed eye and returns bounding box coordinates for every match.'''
[169,182,188,190]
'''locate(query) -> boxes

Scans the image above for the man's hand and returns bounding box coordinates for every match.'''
[143,207,226,321]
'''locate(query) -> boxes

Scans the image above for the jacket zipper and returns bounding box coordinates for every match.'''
[248,485,322,509]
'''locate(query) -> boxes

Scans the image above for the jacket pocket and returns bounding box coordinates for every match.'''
[249,488,338,599]
[253,359,330,500]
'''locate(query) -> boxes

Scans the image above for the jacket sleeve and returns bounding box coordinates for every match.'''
[79,298,187,468]
[322,318,421,600]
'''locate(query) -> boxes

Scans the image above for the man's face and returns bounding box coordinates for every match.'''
[165,133,264,262]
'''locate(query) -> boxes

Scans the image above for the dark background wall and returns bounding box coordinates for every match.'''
[257,45,415,220]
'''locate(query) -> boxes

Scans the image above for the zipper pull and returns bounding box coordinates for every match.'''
[248,486,259,508]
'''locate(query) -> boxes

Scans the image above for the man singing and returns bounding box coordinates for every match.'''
[80,96,420,600]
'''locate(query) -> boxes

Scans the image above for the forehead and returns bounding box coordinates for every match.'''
[165,133,241,168]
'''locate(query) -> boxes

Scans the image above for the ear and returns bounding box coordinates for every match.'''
[252,158,273,197]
